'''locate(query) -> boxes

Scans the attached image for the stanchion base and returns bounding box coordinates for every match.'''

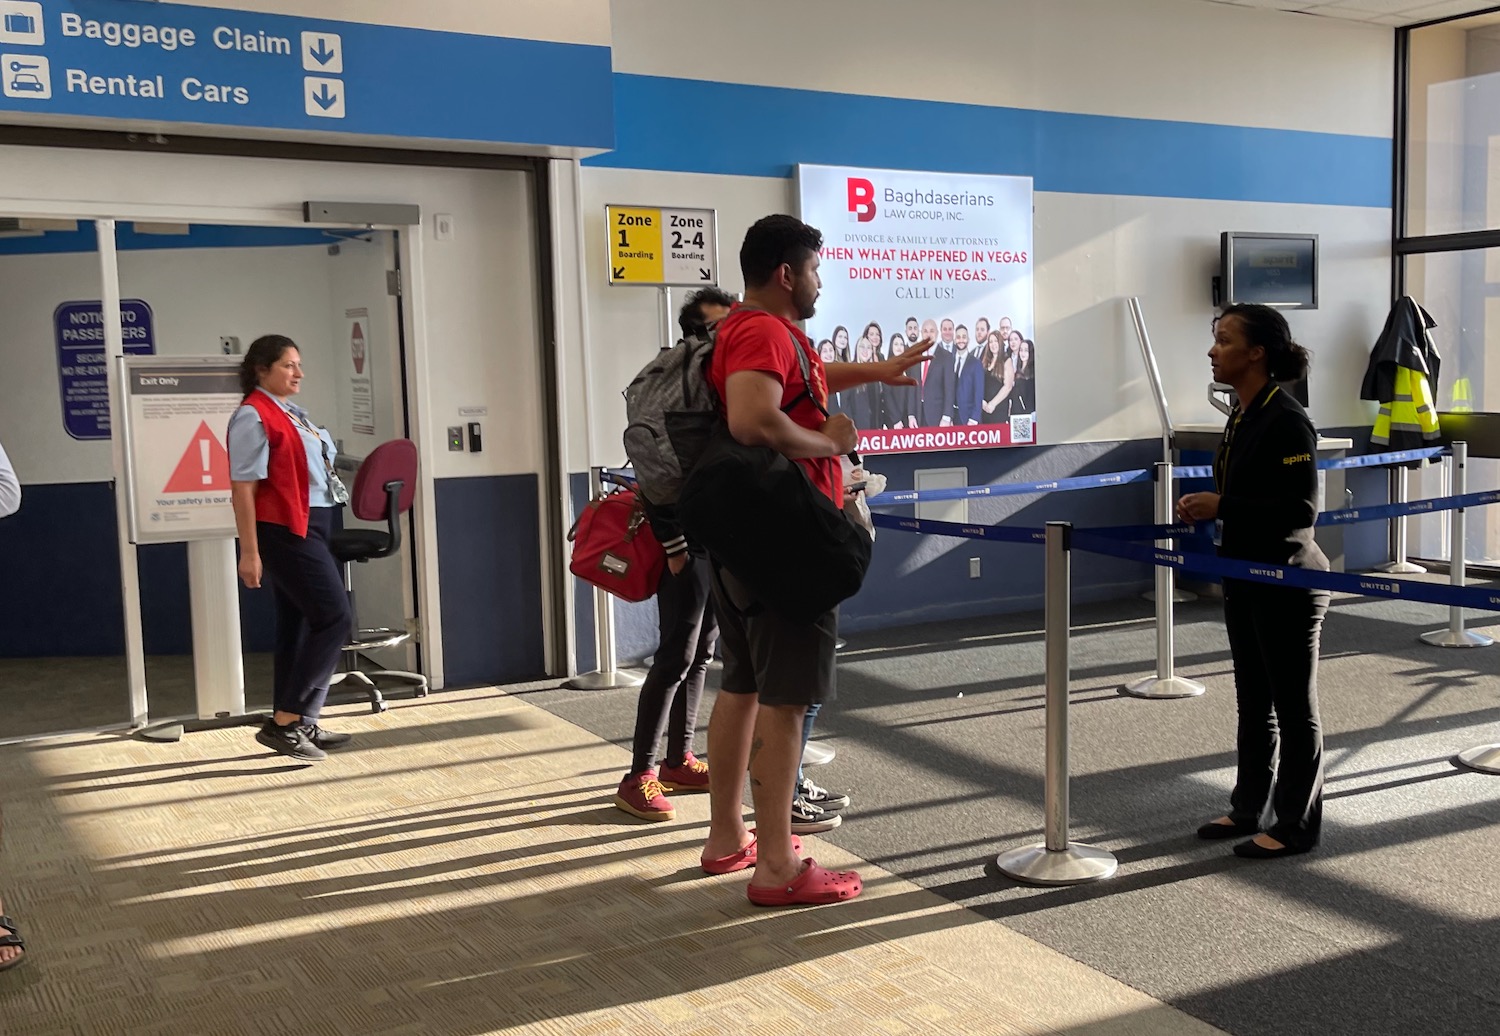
[802,740,836,766]
[1455,744,1500,775]
[1120,675,1206,700]
[835,638,848,651]
[996,842,1118,886]
[135,712,266,745]
[562,670,644,690]
[1377,561,1427,575]
[1419,628,1494,649]
[1141,589,1199,604]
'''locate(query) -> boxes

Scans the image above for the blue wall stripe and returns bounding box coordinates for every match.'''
[0,224,344,257]
[588,74,1392,209]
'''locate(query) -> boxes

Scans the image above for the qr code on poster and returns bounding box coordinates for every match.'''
[1010,413,1035,444]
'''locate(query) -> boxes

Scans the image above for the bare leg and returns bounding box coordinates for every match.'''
[746,703,807,890]
[701,691,758,861]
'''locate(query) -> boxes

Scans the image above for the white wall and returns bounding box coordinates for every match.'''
[565,0,1396,465]
[0,243,335,485]
[611,0,1391,137]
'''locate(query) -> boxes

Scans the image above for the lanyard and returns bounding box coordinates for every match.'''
[1215,384,1279,495]
[286,406,337,481]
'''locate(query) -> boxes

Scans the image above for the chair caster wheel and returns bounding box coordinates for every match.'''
[371,701,388,714]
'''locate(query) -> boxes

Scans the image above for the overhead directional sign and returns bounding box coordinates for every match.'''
[606,204,718,288]
[0,1,612,152]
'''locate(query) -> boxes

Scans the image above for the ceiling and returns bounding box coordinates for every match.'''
[1195,0,1500,26]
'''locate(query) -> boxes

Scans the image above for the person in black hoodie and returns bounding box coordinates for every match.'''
[613,287,736,822]
[1177,304,1330,859]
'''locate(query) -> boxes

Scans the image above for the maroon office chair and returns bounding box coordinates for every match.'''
[328,438,428,712]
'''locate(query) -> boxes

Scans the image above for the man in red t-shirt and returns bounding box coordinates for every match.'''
[699,214,929,907]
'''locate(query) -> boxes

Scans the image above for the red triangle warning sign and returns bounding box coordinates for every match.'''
[164,422,232,493]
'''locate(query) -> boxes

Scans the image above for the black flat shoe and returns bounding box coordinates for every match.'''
[1233,838,1311,860]
[1197,818,1259,840]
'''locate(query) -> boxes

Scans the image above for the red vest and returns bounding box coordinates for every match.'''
[242,390,310,537]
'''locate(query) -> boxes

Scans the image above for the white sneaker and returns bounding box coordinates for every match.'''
[797,775,850,811]
[791,795,842,834]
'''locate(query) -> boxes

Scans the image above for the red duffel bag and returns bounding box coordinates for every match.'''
[567,489,665,603]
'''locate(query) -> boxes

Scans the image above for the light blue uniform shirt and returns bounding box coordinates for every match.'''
[226,388,341,508]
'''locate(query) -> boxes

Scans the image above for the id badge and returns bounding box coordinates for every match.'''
[1213,519,1224,546]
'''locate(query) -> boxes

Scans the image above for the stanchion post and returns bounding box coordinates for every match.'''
[1421,441,1493,649]
[997,522,1118,885]
[1456,741,1500,775]
[1122,463,1205,700]
[564,467,645,690]
[1379,463,1426,575]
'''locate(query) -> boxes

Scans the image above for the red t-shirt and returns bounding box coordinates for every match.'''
[709,305,841,505]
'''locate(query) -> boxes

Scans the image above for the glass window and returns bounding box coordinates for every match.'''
[1406,15,1500,238]
[1405,248,1500,564]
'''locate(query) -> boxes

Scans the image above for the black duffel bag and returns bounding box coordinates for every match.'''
[677,427,871,624]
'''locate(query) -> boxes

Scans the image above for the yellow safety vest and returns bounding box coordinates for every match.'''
[1372,366,1440,446]
[1451,375,1473,413]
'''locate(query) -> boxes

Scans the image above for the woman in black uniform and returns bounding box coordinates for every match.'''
[1177,303,1329,859]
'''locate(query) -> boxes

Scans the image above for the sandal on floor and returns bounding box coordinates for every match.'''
[0,915,26,973]
[747,858,862,907]
[700,831,803,875]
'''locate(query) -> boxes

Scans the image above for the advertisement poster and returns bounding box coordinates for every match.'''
[121,358,243,544]
[797,164,1035,455]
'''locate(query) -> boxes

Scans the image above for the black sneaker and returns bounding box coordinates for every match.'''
[300,724,352,751]
[797,776,850,812]
[791,795,842,834]
[255,720,327,762]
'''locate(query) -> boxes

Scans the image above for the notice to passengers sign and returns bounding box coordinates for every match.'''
[606,204,718,287]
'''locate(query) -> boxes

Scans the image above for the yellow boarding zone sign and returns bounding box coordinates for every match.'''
[606,204,718,288]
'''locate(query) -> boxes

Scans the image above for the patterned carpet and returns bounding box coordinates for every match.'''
[0,689,1222,1036]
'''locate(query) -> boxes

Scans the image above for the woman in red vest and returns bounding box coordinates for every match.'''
[228,335,353,762]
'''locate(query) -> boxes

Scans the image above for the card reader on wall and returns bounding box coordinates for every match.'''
[467,422,482,452]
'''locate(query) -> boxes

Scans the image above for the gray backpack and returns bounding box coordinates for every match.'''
[622,324,815,506]
[622,332,722,507]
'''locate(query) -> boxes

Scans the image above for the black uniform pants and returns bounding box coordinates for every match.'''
[630,552,718,774]
[258,507,352,723]
[1223,578,1330,849]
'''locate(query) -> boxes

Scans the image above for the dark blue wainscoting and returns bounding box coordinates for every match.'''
[0,482,276,657]
[435,474,546,686]
[572,440,1159,664]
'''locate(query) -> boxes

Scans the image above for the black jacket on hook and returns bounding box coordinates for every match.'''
[1360,296,1442,451]
[1360,296,1440,404]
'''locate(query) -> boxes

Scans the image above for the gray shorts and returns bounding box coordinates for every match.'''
[709,564,838,707]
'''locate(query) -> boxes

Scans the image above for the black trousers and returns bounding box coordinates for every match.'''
[630,551,718,774]
[258,507,352,723]
[1223,578,1330,849]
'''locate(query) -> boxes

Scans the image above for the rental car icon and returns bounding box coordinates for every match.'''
[8,71,43,91]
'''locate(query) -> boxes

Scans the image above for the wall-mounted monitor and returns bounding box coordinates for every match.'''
[1219,232,1318,310]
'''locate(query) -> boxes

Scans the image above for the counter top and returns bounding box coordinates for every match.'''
[1174,424,1352,452]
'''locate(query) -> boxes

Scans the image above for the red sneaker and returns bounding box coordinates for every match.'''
[613,771,674,822]
[658,752,710,793]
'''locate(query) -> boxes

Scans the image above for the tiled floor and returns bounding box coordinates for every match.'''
[0,688,1223,1035]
